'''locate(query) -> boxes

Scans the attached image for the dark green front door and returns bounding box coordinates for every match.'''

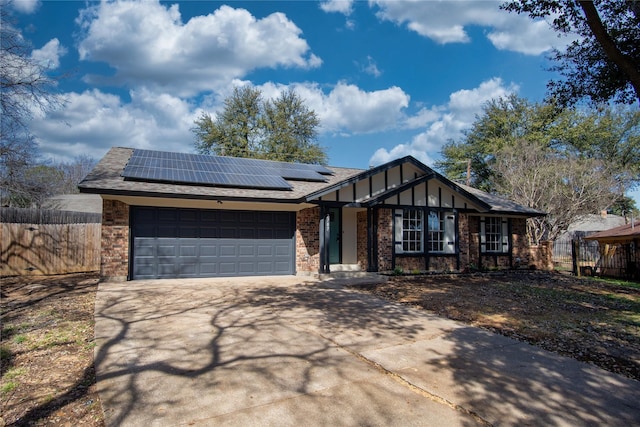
[329,208,341,264]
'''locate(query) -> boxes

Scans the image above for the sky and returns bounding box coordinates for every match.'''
[7,0,640,205]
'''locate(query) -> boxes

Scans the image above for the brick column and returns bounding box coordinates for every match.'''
[376,208,393,272]
[101,199,129,281]
[356,211,368,270]
[296,207,320,275]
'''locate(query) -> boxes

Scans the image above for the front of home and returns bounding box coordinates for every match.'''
[79,147,544,281]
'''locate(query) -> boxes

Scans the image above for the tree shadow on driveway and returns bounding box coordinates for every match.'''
[93,278,464,426]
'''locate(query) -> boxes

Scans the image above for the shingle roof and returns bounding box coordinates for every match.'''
[584,220,640,243]
[78,147,363,203]
[79,147,545,216]
[457,184,545,216]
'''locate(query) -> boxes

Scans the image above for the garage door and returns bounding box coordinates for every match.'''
[131,207,295,279]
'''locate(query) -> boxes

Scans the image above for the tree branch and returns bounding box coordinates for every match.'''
[577,0,640,105]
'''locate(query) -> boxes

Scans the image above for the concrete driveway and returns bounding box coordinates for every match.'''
[94,276,640,426]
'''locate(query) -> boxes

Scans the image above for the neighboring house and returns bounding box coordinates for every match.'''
[44,194,103,214]
[553,212,626,263]
[79,147,544,281]
[584,220,640,280]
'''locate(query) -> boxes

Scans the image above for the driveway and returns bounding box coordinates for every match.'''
[94,276,640,426]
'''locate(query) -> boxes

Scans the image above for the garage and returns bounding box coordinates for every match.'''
[131,207,296,279]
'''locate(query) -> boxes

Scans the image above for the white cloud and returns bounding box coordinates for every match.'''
[31,89,198,162]
[76,1,321,96]
[31,38,67,69]
[9,0,40,14]
[363,55,382,77]
[273,82,409,134]
[320,0,354,15]
[371,0,562,55]
[369,78,518,166]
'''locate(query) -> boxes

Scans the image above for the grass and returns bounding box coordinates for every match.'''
[1,382,18,395]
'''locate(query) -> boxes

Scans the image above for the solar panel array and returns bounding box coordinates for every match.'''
[121,149,333,190]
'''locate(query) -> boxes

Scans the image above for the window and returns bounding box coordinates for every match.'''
[481,217,508,253]
[395,209,456,254]
[402,210,423,253]
[427,211,444,252]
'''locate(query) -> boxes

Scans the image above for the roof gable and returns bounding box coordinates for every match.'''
[79,147,544,216]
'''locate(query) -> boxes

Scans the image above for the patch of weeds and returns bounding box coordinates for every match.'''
[13,334,27,344]
[1,381,18,395]
[29,329,73,351]
[4,367,27,380]
[2,323,32,339]
[392,267,404,276]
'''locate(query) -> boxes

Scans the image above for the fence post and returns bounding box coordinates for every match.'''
[572,239,580,277]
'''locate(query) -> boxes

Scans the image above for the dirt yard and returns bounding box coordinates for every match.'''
[1,273,103,427]
[350,271,640,381]
[1,270,638,426]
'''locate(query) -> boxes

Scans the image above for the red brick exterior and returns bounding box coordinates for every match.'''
[357,211,368,270]
[296,207,320,274]
[376,208,393,271]
[529,240,554,270]
[101,199,129,280]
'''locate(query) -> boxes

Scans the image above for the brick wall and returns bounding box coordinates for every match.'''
[458,213,470,269]
[511,217,530,267]
[529,240,554,270]
[356,211,368,270]
[376,208,393,271]
[296,207,320,274]
[101,199,129,280]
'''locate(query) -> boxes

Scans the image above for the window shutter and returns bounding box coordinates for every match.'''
[480,217,486,253]
[501,219,509,253]
[394,209,403,254]
[444,212,455,254]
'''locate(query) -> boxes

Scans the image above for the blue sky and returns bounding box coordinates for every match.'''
[8,0,640,205]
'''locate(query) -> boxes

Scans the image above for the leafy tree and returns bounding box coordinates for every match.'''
[262,89,325,164]
[437,96,639,242]
[437,95,560,192]
[193,86,263,158]
[502,0,640,107]
[608,195,639,218]
[193,87,326,164]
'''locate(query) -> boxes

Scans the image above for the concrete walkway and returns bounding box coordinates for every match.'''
[94,276,640,426]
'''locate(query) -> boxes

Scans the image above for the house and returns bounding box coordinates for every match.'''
[79,147,544,281]
[584,220,639,280]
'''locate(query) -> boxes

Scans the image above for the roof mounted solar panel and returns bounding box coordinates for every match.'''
[121,149,337,190]
[121,150,294,190]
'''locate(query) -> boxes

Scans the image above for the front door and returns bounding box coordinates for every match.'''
[329,208,341,264]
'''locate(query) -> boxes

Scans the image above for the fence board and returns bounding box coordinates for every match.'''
[1,222,101,276]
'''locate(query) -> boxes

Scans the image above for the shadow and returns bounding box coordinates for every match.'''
[425,326,640,426]
[90,278,434,426]
[0,273,101,425]
[349,272,640,426]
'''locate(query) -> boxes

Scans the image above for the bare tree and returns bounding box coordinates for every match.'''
[494,139,620,244]
[1,4,62,206]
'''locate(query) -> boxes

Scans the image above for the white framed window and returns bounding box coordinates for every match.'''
[395,209,456,254]
[481,217,509,253]
[427,211,444,252]
[402,209,423,253]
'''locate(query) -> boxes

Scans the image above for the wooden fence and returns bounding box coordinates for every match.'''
[1,208,101,276]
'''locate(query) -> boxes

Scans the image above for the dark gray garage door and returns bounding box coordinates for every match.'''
[131,207,295,279]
